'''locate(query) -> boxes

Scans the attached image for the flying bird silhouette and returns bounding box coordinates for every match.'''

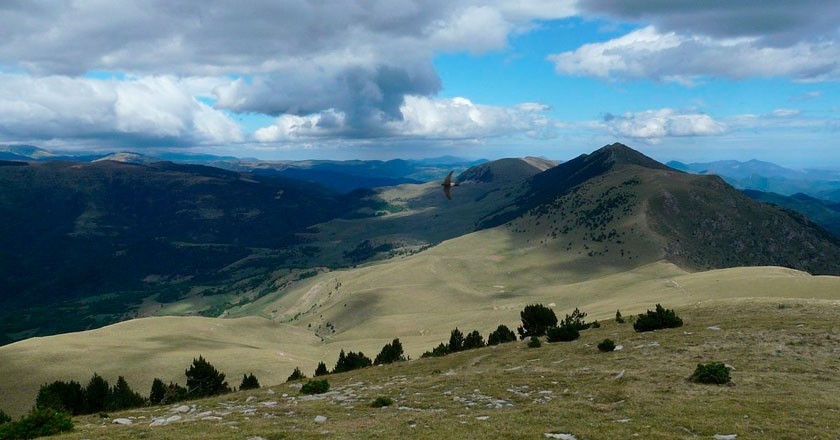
[441,171,459,200]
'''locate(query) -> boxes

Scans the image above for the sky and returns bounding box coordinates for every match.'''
[1,1,839,167]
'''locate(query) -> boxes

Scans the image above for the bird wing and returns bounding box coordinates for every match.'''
[443,170,453,186]
[443,185,452,200]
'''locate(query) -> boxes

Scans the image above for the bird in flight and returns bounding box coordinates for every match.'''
[441,171,459,200]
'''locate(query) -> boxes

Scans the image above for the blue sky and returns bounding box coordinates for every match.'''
[0,1,838,167]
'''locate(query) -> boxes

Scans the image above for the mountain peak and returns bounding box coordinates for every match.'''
[590,143,672,171]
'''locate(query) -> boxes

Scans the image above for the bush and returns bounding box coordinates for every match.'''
[597,339,616,352]
[487,325,517,345]
[300,379,330,395]
[527,336,542,348]
[615,309,625,324]
[240,373,260,390]
[0,408,73,439]
[286,367,307,382]
[690,362,731,385]
[517,304,558,339]
[0,410,10,425]
[185,356,231,398]
[370,396,394,408]
[463,330,485,350]
[333,350,372,373]
[35,380,85,415]
[559,308,591,332]
[633,304,683,332]
[374,338,406,365]
[162,382,188,404]
[546,325,579,342]
[314,362,329,377]
[420,343,450,358]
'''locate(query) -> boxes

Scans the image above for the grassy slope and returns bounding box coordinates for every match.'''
[41,299,840,439]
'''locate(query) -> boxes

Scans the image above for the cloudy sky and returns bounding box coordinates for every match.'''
[1,1,839,166]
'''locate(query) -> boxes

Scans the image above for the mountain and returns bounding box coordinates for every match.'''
[0,160,382,344]
[479,143,840,274]
[669,158,840,201]
[743,190,840,238]
[92,151,162,164]
[3,143,840,347]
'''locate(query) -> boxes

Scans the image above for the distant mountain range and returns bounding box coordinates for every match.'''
[2,143,840,346]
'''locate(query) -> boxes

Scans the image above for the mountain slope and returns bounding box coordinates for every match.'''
[479,143,840,275]
[0,160,376,344]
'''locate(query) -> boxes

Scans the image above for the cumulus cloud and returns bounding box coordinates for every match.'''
[0,0,576,144]
[549,26,840,83]
[0,74,243,147]
[253,96,557,143]
[602,108,727,143]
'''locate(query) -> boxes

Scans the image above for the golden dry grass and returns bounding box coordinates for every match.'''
[42,299,840,439]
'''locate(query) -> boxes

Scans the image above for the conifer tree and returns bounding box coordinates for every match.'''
[185,356,230,398]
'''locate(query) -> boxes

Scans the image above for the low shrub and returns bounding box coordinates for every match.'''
[690,362,731,385]
[527,336,542,348]
[633,304,683,332]
[300,379,330,395]
[546,325,579,342]
[0,410,9,425]
[0,408,73,440]
[597,338,616,352]
[615,309,625,324]
[370,396,394,408]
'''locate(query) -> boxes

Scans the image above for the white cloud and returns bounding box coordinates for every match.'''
[602,108,727,143]
[0,74,243,147]
[549,26,840,83]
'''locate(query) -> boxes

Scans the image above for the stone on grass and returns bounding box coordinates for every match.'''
[314,415,327,423]
[112,418,133,425]
[544,434,577,440]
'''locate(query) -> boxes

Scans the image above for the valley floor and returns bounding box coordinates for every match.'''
[49,299,840,439]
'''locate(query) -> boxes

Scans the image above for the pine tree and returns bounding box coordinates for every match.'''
[149,378,166,405]
[240,373,260,390]
[185,356,231,398]
[448,328,465,352]
[286,367,306,382]
[517,304,558,339]
[374,338,406,365]
[314,361,329,377]
[487,325,517,345]
[107,376,145,410]
[463,330,485,350]
[84,373,110,413]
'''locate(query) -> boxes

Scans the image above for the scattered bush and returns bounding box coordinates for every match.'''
[370,396,394,408]
[546,325,579,342]
[0,408,73,439]
[240,373,260,390]
[185,356,231,398]
[615,309,625,324]
[333,350,372,373]
[487,325,517,345]
[633,304,683,332]
[591,320,600,329]
[36,380,84,415]
[374,338,406,365]
[518,304,558,339]
[300,379,330,395]
[597,339,616,352]
[0,410,10,425]
[527,336,542,348]
[463,330,485,350]
[286,367,307,382]
[314,362,329,377]
[690,362,731,385]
